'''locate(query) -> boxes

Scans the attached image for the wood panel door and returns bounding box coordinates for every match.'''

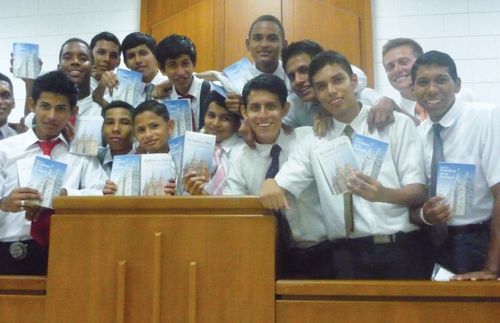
[140,0,373,84]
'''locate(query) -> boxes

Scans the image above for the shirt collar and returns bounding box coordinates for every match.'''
[419,98,462,135]
[255,129,290,158]
[171,75,202,99]
[219,133,240,154]
[330,101,367,137]
[23,128,69,151]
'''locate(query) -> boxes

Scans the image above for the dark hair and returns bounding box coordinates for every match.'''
[282,40,323,72]
[31,70,79,107]
[242,74,288,108]
[133,100,170,122]
[0,72,14,94]
[308,50,353,81]
[102,100,134,118]
[122,32,156,61]
[411,50,459,84]
[203,91,241,125]
[155,34,196,70]
[248,15,285,42]
[382,38,424,59]
[59,38,92,62]
[90,31,121,52]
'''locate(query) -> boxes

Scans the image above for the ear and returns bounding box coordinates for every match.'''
[350,73,358,91]
[240,105,248,120]
[454,77,461,94]
[245,38,250,52]
[167,119,175,136]
[28,97,36,113]
[71,105,79,116]
[282,101,290,118]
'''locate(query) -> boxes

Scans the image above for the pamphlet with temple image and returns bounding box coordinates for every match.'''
[110,154,176,196]
[181,131,215,181]
[436,162,475,217]
[113,68,143,106]
[12,42,41,79]
[168,135,184,194]
[317,136,359,195]
[221,57,253,94]
[70,117,103,156]
[28,156,67,208]
[351,134,388,179]
[164,99,192,139]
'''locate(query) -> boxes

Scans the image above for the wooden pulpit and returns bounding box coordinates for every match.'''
[44,196,275,323]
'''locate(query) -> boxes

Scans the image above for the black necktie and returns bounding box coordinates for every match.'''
[428,123,448,246]
[144,83,154,101]
[265,144,281,179]
[343,125,354,237]
[430,123,444,196]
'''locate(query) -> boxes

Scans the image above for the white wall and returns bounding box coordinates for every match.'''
[0,0,141,123]
[3,0,499,123]
[372,0,500,105]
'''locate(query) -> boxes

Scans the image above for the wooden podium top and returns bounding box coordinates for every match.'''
[53,196,273,216]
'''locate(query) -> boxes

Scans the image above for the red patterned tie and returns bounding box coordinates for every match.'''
[38,139,61,157]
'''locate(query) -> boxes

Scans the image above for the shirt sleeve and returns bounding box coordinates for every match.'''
[480,106,500,187]
[65,156,107,196]
[275,132,315,198]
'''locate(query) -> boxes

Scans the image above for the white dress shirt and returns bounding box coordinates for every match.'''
[203,133,245,194]
[0,123,17,140]
[417,100,500,225]
[276,103,426,240]
[226,127,328,246]
[0,129,108,241]
[167,75,211,131]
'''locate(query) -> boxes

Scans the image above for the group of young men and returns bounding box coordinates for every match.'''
[0,15,498,282]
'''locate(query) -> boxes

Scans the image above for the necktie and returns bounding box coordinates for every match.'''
[179,93,197,131]
[265,144,281,179]
[0,131,4,140]
[343,125,355,237]
[430,123,444,196]
[211,144,225,195]
[428,123,448,245]
[144,83,154,101]
[38,139,61,157]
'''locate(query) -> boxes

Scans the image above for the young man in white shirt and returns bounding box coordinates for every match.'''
[183,91,244,195]
[382,38,476,123]
[89,31,122,91]
[411,50,500,280]
[0,73,18,139]
[98,100,135,176]
[0,70,108,275]
[260,51,428,279]
[226,74,331,278]
[282,40,399,131]
[93,32,169,108]
[154,34,212,131]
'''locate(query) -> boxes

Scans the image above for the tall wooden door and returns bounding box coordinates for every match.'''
[140,0,374,85]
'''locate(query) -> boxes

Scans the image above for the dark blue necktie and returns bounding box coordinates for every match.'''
[265,144,281,179]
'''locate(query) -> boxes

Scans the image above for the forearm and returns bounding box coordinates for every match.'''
[378,183,426,206]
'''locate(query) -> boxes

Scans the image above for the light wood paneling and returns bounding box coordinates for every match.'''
[45,197,275,323]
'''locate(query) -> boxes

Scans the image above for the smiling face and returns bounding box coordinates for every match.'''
[102,107,134,155]
[92,40,121,79]
[412,64,460,122]
[246,21,284,73]
[134,110,173,153]
[285,53,315,102]
[312,63,359,124]
[383,45,418,100]
[204,101,240,143]
[162,54,194,95]
[124,44,158,83]
[0,80,14,127]
[58,42,92,87]
[30,91,76,140]
[242,89,288,144]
